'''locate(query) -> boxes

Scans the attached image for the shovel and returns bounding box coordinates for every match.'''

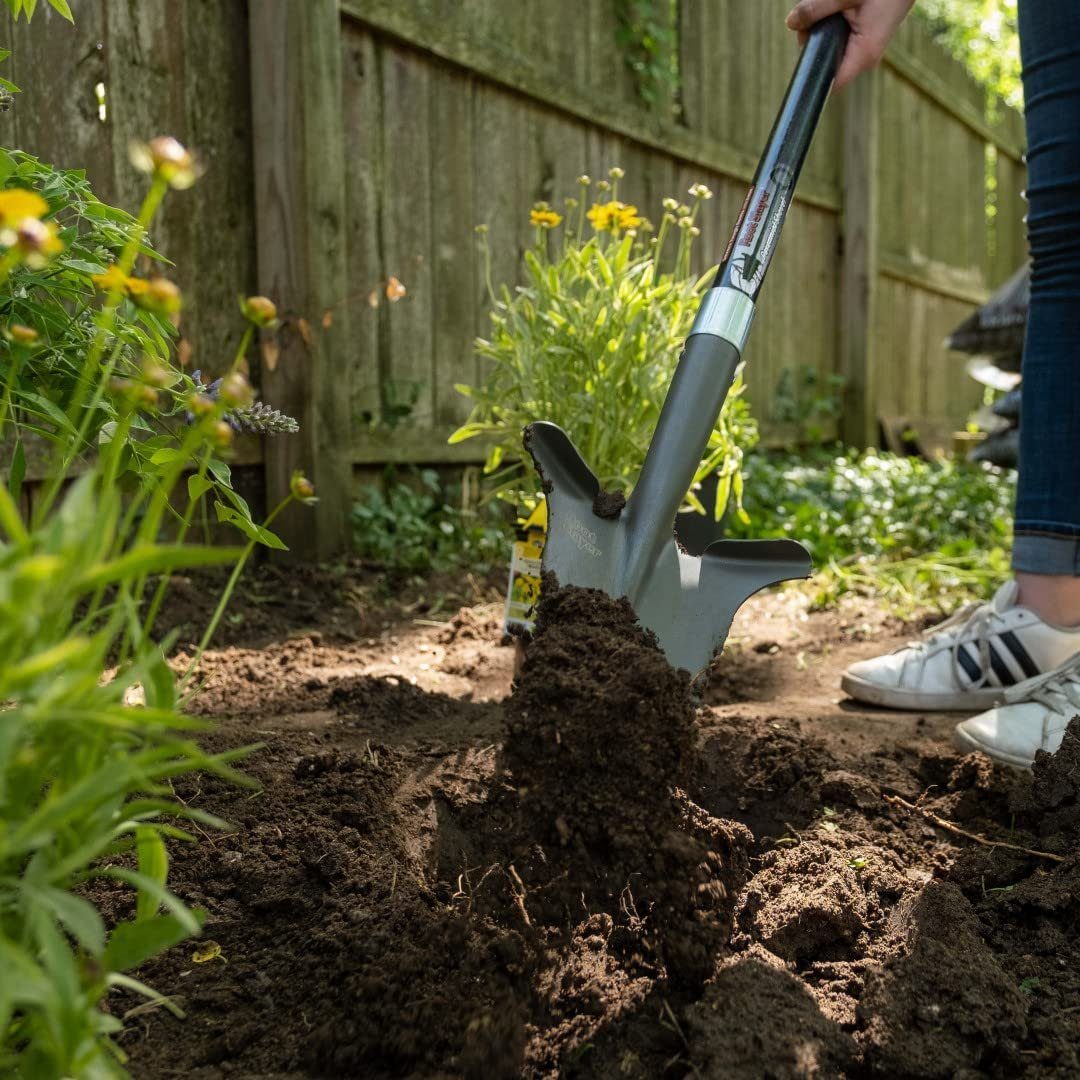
[525,15,850,675]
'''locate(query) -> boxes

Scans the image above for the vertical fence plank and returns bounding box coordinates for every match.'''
[841,68,880,446]
[430,61,477,426]
[249,0,352,557]
[342,27,384,433]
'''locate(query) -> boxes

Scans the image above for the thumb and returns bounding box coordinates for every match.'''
[786,0,860,32]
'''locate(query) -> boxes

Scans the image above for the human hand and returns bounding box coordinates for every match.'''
[785,0,916,88]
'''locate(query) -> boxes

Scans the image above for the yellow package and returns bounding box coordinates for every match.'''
[503,500,547,634]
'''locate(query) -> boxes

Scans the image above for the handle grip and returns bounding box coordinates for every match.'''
[712,14,849,304]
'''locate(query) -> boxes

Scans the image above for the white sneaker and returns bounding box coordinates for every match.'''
[954,653,1080,768]
[841,582,1080,711]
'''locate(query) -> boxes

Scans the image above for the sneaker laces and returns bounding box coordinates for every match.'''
[897,600,998,690]
[1004,651,1080,713]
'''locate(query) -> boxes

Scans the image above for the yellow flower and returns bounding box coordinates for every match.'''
[529,207,563,229]
[587,202,617,231]
[385,276,406,302]
[92,265,129,293]
[587,200,643,232]
[0,189,47,227]
[6,217,63,266]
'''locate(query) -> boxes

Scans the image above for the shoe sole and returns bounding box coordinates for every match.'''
[840,672,1006,713]
[952,724,1033,770]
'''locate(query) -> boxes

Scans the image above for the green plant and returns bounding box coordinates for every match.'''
[352,467,510,578]
[770,365,846,446]
[729,446,1016,613]
[614,0,681,116]
[451,170,757,520]
[917,0,1021,109]
[0,132,310,1076]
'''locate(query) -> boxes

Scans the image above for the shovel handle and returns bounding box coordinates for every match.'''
[707,14,849,316]
[622,16,847,592]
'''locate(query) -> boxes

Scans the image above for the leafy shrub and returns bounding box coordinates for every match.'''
[352,467,510,578]
[450,169,758,519]
[729,446,1016,611]
[0,77,310,1080]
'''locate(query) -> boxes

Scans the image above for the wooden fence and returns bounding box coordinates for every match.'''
[2,0,1026,557]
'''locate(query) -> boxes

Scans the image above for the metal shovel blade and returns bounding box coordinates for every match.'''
[525,420,811,676]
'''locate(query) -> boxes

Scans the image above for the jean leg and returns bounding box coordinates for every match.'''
[1011,2,1080,575]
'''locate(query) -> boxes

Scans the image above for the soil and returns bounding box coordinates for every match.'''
[114,561,1080,1079]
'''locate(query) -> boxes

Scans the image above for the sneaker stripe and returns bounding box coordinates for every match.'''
[987,642,1017,687]
[955,644,982,684]
[999,630,1040,679]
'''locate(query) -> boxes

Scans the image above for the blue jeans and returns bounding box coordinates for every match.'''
[1012,2,1080,575]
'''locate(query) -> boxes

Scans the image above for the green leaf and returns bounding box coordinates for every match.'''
[149,448,187,467]
[7,437,25,503]
[46,0,74,20]
[61,257,108,275]
[188,473,212,502]
[214,502,288,550]
[141,650,177,712]
[207,458,232,487]
[0,149,16,184]
[31,886,106,955]
[447,423,489,444]
[135,826,169,921]
[76,544,244,589]
[104,912,203,973]
[0,940,50,1005]
[18,391,77,435]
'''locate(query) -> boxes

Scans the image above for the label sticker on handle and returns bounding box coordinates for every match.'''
[722,163,795,295]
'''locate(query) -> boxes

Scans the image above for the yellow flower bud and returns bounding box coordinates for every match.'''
[608,166,625,180]
[290,471,316,502]
[187,392,216,418]
[219,372,254,408]
[241,295,278,327]
[140,359,171,388]
[211,420,234,449]
[7,323,39,345]
[131,276,182,315]
[130,136,199,189]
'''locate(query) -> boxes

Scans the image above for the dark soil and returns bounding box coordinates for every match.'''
[116,573,1080,1079]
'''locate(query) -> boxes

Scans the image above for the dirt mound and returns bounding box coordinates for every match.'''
[119,584,1080,1079]
[502,584,752,986]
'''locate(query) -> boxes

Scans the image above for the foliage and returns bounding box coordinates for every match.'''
[451,170,758,520]
[0,130,308,1080]
[770,365,847,447]
[728,446,1015,612]
[916,0,1022,109]
[352,467,510,578]
[614,0,681,116]
[0,473,252,1080]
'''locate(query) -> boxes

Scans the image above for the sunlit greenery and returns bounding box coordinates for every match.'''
[917,0,1022,109]
[728,447,1015,613]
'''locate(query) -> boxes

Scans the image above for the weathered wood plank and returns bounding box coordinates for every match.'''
[341,25,384,429]
[379,44,435,426]
[840,68,880,446]
[249,0,352,557]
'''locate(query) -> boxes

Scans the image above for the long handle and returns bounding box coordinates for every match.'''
[622,15,848,590]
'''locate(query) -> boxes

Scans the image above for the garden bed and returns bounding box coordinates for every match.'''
[115,566,1080,1078]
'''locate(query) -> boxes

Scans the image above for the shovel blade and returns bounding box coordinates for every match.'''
[525,421,812,675]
